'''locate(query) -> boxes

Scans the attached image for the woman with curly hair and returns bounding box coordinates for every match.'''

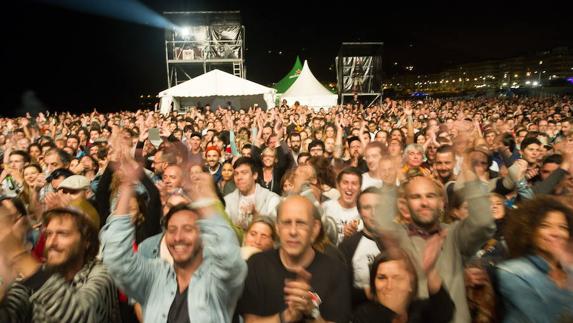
[496,196,573,323]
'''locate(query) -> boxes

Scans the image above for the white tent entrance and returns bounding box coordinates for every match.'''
[159,69,276,114]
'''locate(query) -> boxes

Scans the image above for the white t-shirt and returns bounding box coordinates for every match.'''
[321,199,361,245]
[352,234,381,288]
[237,192,256,230]
[361,173,383,191]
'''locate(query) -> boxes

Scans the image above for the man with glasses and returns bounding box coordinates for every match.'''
[238,195,350,323]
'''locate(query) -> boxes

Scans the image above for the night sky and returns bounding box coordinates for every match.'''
[1,0,570,115]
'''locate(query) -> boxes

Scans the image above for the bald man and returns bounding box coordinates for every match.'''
[238,196,351,323]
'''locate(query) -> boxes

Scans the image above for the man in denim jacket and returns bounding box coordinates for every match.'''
[101,165,246,323]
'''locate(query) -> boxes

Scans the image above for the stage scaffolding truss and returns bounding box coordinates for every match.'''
[336,42,384,106]
[164,11,245,87]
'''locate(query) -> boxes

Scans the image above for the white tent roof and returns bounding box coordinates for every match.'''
[281,60,337,110]
[159,69,275,98]
[158,69,276,113]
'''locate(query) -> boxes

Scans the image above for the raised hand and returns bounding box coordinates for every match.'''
[335,114,343,130]
[226,115,234,132]
[403,101,413,116]
[182,173,220,217]
[524,167,539,180]
[343,220,359,238]
[115,155,141,185]
[44,191,73,210]
[32,174,46,191]
[139,128,149,142]
[507,159,528,185]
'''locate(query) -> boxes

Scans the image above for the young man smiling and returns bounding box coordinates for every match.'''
[102,159,246,323]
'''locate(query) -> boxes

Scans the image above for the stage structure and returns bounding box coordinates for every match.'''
[164,11,245,87]
[336,42,383,106]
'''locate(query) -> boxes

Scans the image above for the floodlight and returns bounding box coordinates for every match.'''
[179,26,191,37]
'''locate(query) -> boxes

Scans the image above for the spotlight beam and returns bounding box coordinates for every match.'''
[38,0,177,30]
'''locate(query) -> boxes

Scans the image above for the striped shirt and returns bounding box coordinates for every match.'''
[0,261,120,323]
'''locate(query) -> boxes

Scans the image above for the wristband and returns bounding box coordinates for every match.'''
[303,291,321,320]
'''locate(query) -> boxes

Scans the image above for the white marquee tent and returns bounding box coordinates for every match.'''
[280,60,337,111]
[158,69,276,114]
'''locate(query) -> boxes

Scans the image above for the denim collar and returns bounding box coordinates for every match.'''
[526,254,550,274]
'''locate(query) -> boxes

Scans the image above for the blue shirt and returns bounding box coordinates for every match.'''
[100,212,247,323]
[497,255,573,323]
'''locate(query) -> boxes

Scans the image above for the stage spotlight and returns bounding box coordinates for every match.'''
[179,26,191,37]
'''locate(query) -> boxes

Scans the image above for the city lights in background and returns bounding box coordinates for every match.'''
[382,47,572,94]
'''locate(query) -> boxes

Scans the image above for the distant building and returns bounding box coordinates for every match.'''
[384,47,573,95]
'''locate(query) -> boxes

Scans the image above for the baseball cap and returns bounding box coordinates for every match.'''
[58,175,90,190]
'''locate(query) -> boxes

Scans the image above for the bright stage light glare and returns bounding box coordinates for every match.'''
[179,26,191,37]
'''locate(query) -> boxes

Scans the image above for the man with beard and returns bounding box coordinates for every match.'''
[344,136,368,173]
[433,145,457,197]
[374,156,495,323]
[204,146,223,183]
[0,205,120,322]
[307,140,325,158]
[287,132,302,166]
[101,163,246,323]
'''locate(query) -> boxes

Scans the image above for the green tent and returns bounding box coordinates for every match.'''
[275,56,303,95]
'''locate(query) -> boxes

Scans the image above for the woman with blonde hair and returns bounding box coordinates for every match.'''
[241,216,277,260]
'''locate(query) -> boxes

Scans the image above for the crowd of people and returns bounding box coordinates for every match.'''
[0,96,572,323]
